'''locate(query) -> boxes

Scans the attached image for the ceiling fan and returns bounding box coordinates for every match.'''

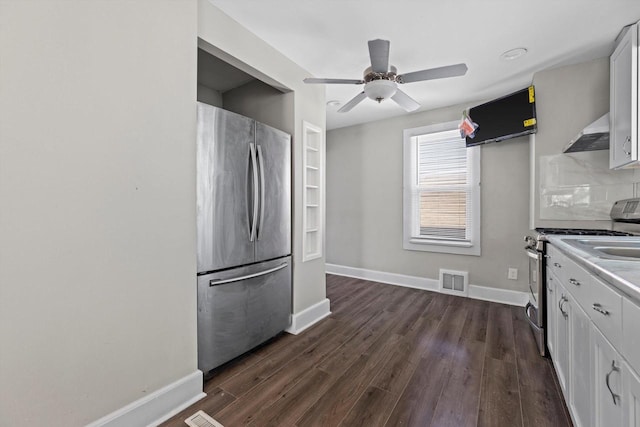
[304,39,468,113]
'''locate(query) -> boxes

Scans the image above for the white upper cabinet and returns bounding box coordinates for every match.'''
[610,22,639,169]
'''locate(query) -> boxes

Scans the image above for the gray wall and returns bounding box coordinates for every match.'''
[0,1,328,425]
[197,83,223,107]
[0,1,198,425]
[532,57,640,229]
[326,104,531,292]
[223,80,295,136]
[198,0,327,315]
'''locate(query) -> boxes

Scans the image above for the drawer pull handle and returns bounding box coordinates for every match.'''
[592,303,610,316]
[553,262,562,268]
[605,360,621,406]
[569,278,581,286]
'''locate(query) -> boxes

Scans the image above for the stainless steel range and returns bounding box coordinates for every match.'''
[524,227,633,357]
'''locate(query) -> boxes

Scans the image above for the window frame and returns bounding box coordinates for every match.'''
[402,121,481,256]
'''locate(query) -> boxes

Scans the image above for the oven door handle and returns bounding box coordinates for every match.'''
[524,302,542,332]
[526,248,542,261]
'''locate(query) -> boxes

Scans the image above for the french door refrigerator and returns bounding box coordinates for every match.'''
[196,102,291,374]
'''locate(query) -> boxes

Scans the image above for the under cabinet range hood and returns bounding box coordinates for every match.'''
[563,113,610,153]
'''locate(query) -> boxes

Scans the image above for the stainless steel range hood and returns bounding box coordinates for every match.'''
[562,113,609,153]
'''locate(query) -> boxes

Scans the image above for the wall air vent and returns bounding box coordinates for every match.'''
[439,269,469,296]
[184,410,224,427]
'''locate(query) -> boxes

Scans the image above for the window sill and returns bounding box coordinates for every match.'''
[404,239,481,256]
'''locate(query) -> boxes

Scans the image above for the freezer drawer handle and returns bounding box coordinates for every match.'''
[209,263,288,287]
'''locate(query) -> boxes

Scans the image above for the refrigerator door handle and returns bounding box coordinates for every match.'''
[209,262,288,286]
[248,142,259,242]
[257,144,266,240]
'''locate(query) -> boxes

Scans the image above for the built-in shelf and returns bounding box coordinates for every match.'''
[302,121,324,262]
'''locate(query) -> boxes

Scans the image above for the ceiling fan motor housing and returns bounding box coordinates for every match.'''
[363,66,398,102]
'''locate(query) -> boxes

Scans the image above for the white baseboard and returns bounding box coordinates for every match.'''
[326,263,528,307]
[326,264,439,292]
[286,298,331,335]
[468,284,529,306]
[86,370,205,427]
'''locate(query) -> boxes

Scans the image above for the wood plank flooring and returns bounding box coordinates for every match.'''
[161,274,572,427]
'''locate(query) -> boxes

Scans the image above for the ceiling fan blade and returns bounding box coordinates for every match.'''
[368,39,390,73]
[338,92,367,113]
[391,89,420,112]
[397,63,468,84]
[304,77,364,84]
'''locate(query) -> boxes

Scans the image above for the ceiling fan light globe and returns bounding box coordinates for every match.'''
[364,79,397,102]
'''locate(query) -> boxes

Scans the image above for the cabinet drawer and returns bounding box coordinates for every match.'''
[561,255,593,312]
[547,244,567,282]
[587,274,623,351]
[623,297,640,374]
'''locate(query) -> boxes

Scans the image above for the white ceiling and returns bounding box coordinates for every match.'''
[208,0,640,130]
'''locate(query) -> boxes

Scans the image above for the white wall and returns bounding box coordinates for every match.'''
[198,0,327,314]
[0,1,198,425]
[326,104,531,292]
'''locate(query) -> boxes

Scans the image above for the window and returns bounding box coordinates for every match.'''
[403,121,481,255]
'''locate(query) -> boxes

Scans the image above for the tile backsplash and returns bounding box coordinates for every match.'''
[540,151,640,220]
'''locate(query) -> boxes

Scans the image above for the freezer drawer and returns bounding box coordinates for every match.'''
[197,257,292,374]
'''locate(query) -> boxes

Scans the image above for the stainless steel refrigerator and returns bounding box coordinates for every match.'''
[196,102,291,374]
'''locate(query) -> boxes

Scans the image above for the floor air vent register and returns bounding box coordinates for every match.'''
[184,410,224,427]
[439,269,468,296]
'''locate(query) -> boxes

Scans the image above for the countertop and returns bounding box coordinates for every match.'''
[547,235,640,305]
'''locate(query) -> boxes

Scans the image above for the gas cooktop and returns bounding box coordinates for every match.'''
[534,228,634,237]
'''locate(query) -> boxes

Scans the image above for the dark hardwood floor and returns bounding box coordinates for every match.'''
[161,274,572,427]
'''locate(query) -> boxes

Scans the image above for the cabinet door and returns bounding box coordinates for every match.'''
[570,300,593,427]
[623,362,640,427]
[555,281,571,400]
[546,268,557,358]
[610,23,638,169]
[592,326,624,427]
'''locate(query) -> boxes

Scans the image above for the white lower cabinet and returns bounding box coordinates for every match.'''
[593,326,623,426]
[546,243,640,427]
[546,268,557,358]
[555,280,571,398]
[570,301,593,427]
[623,361,640,427]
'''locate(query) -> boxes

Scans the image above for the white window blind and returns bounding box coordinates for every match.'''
[403,121,480,256]
[414,130,470,242]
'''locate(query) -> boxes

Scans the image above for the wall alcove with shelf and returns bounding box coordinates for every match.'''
[302,121,324,261]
